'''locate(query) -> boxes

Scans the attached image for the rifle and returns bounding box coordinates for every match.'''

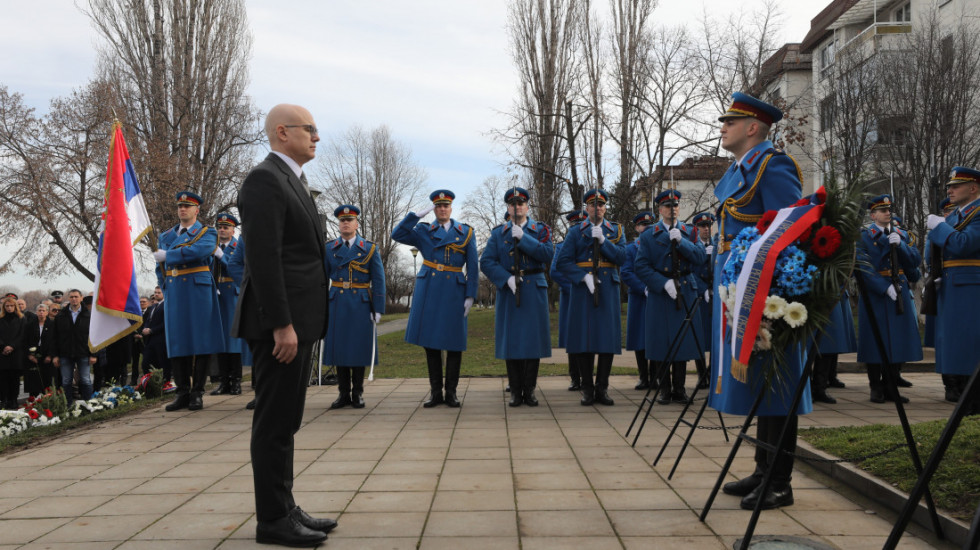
[921,238,943,316]
[888,174,904,315]
[670,219,682,311]
[512,185,523,308]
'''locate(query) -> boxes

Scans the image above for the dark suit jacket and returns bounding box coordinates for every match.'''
[51,306,95,359]
[233,153,328,342]
[23,319,53,358]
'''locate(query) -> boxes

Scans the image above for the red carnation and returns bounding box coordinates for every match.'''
[28,409,40,420]
[756,210,779,233]
[44,409,53,418]
[27,396,35,404]
[812,225,841,258]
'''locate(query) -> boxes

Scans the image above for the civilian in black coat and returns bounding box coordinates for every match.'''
[0,297,25,409]
[51,290,97,403]
[233,104,333,547]
[23,303,55,396]
[140,287,171,381]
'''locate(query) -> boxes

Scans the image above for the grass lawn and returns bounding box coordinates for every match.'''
[800,416,980,521]
[373,306,635,379]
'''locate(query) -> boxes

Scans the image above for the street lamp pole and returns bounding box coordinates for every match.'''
[409,247,419,308]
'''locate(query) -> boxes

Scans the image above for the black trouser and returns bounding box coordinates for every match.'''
[633,350,650,384]
[424,347,461,395]
[568,358,580,385]
[171,354,209,397]
[142,340,172,381]
[0,371,20,407]
[506,359,540,393]
[754,414,798,485]
[867,362,903,396]
[575,353,613,391]
[24,362,57,396]
[653,360,687,393]
[812,353,837,393]
[131,340,144,384]
[217,353,243,383]
[336,367,365,395]
[249,339,314,522]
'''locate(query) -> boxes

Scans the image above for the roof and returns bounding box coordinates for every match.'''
[636,156,731,186]
[750,43,813,95]
[800,0,861,53]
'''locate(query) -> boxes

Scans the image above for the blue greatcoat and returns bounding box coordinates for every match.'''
[710,141,811,416]
[634,222,706,361]
[321,235,386,367]
[480,218,554,359]
[855,225,923,365]
[156,221,225,358]
[225,236,252,367]
[929,198,980,375]
[818,292,856,355]
[392,213,478,352]
[555,219,626,354]
[693,234,716,354]
[550,241,573,349]
[620,240,648,351]
[212,237,243,354]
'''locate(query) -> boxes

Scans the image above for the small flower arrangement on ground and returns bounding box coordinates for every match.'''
[1,385,144,440]
[718,183,864,384]
[0,411,31,438]
[71,385,143,416]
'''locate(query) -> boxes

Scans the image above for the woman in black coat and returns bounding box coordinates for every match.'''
[23,303,55,396]
[0,296,25,409]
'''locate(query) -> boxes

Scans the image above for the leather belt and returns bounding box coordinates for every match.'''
[166,265,209,277]
[576,261,616,269]
[657,268,692,277]
[331,281,370,289]
[423,260,463,272]
[877,269,906,276]
[943,260,980,268]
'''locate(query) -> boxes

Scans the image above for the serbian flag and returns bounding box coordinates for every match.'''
[728,194,824,382]
[89,122,152,352]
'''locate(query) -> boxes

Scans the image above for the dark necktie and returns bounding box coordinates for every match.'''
[220,243,226,251]
[300,172,310,193]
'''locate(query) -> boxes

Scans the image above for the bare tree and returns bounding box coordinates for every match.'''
[314,125,426,287]
[83,0,263,245]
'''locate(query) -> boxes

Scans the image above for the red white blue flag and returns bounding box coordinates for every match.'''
[729,201,824,381]
[89,123,152,352]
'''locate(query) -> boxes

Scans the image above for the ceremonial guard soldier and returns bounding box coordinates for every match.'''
[555,188,626,406]
[692,211,716,389]
[621,211,655,390]
[634,191,705,404]
[323,205,385,409]
[210,213,244,396]
[856,194,922,403]
[924,197,962,401]
[480,187,554,406]
[153,191,224,411]
[927,167,980,414]
[392,190,478,407]
[811,291,856,404]
[551,210,588,391]
[711,93,808,510]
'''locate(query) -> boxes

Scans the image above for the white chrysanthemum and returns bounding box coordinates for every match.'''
[717,285,728,303]
[764,295,788,320]
[783,302,808,328]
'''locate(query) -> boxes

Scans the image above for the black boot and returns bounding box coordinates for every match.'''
[507,360,523,407]
[594,354,614,406]
[670,361,689,403]
[210,378,229,396]
[694,358,709,389]
[228,379,242,395]
[351,367,365,409]
[867,364,885,403]
[723,468,763,497]
[165,393,190,411]
[568,357,581,391]
[188,391,204,411]
[423,348,444,407]
[444,351,461,408]
[330,368,352,409]
[578,354,595,406]
[634,350,650,390]
[811,353,836,404]
[523,359,539,407]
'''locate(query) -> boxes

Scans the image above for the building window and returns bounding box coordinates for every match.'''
[820,40,836,75]
[820,96,836,132]
[894,2,911,22]
[878,116,909,146]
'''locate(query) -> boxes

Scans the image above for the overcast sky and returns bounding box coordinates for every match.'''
[0,0,819,292]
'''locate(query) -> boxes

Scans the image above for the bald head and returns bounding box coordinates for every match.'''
[264,104,319,166]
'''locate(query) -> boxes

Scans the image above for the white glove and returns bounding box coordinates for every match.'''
[583,273,596,294]
[511,224,524,240]
[927,214,944,231]
[416,204,435,218]
[591,225,605,244]
[152,250,167,262]
[507,276,517,294]
[664,279,677,300]
[935,277,942,285]
[886,284,898,301]
[463,297,474,317]
[705,245,714,256]
[371,312,382,324]
[644,288,648,297]
[669,228,682,242]
[704,289,711,303]
[213,246,224,259]
[888,232,901,245]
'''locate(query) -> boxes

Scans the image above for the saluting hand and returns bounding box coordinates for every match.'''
[416,204,435,218]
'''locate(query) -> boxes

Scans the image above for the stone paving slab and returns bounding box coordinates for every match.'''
[0,372,965,548]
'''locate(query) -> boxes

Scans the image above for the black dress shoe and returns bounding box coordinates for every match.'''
[723,473,762,497]
[634,381,650,390]
[896,376,913,388]
[740,484,794,510]
[210,382,229,396]
[229,380,242,395]
[828,378,846,389]
[870,387,886,403]
[165,394,190,412]
[523,389,538,407]
[568,382,581,391]
[580,389,595,406]
[505,385,511,392]
[509,391,523,407]
[330,394,351,410]
[290,506,337,534]
[697,380,709,390]
[423,393,444,408]
[594,389,614,406]
[671,391,690,404]
[945,388,961,402]
[813,391,837,404]
[351,391,365,409]
[884,392,909,404]
[256,514,326,547]
[445,391,461,408]
[188,393,204,411]
[657,392,672,405]
[246,398,256,410]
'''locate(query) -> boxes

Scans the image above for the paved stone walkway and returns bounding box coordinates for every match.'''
[0,372,963,549]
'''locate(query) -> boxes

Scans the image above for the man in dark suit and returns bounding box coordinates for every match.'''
[233,104,334,547]
[141,287,171,382]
